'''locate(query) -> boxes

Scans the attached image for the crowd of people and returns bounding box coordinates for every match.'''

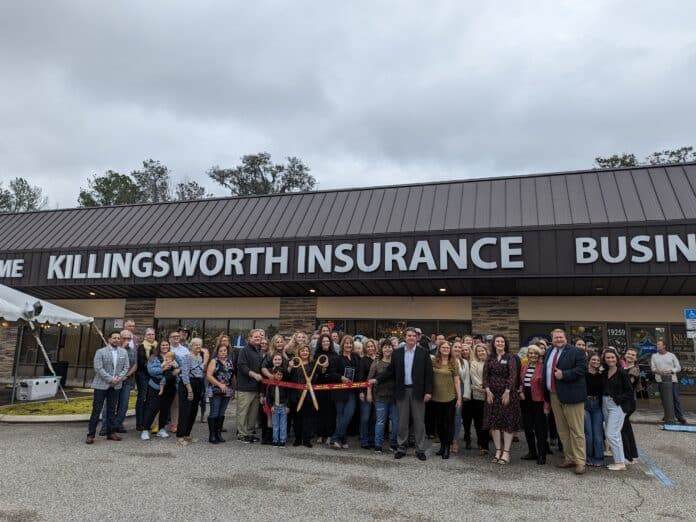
[84,322,686,473]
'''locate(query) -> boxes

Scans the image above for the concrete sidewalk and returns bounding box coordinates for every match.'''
[632,396,696,424]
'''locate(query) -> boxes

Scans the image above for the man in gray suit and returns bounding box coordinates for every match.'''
[86,332,130,444]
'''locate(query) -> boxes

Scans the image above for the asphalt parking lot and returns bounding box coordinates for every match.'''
[0,420,694,521]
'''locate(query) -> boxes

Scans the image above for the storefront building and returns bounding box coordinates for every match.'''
[1,163,695,390]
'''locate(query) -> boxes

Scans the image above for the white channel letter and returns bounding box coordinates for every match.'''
[600,236,627,263]
[132,252,154,278]
[575,238,598,264]
[408,240,437,271]
[500,236,524,269]
[334,244,354,273]
[471,238,497,270]
[384,242,407,272]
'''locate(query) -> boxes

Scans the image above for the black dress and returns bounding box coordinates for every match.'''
[482,354,522,433]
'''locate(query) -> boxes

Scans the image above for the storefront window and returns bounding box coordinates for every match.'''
[439,321,471,338]
[318,319,471,340]
[629,326,666,361]
[376,320,410,339]
[156,319,180,341]
[178,319,203,340]
[255,318,279,338]
[203,319,228,351]
[569,325,604,352]
[520,322,564,347]
[607,323,628,354]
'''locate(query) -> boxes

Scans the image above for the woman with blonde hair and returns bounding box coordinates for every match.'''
[358,338,378,449]
[285,331,308,358]
[518,345,548,464]
[469,343,490,454]
[451,341,472,453]
[261,334,288,380]
[431,340,462,459]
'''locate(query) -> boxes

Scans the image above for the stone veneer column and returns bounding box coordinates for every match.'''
[124,298,156,339]
[279,297,317,336]
[471,296,520,352]
[0,322,19,382]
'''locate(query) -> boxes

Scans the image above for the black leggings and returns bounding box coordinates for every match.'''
[461,400,474,441]
[621,402,639,461]
[177,378,204,438]
[433,400,456,446]
[521,394,548,457]
[290,399,316,443]
[316,393,336,438]
[470,399,489,449]
[143,383,176,430]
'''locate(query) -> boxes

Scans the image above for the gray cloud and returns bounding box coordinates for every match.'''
[0,1,695,209]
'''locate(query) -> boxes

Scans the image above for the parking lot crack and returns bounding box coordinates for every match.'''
[618,478,645,521]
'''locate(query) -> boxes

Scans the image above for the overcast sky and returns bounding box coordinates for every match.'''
[1,2,695,209]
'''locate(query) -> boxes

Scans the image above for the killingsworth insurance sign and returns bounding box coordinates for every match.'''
[1,230,695,284]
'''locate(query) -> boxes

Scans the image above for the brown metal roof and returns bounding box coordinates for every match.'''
[1,163,696,251]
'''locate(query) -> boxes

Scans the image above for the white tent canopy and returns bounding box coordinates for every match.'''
[1,284,97,403]
[0,283,93,325]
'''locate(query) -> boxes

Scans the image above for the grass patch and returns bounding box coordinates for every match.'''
[0,393,136,416]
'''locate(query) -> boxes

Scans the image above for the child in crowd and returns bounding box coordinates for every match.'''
[159,352,179,396]
[265,354,289,447]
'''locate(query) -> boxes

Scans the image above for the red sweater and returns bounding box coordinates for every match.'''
[519,363,547,404]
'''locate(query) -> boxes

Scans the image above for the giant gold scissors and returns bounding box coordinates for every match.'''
[291,354,329,412]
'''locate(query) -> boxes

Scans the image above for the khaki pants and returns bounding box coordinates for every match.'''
[550,393,586,465]
[236,391,259,438]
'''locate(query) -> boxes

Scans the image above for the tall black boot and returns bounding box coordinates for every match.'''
[216,416,226,443]
[208,417,218,444]
[436,444,445,456]
[261,426,273,445]
[443,444,450,459]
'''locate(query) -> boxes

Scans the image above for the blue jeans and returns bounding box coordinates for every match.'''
[135,373,149,428]
[88,388,118,436]
[584,397,604,465]
[114,381,132,429]
[332,394,356,444]
[374,400,399,448]
[210,395,231,418]
[272,404,288,443]
[359,399,375,447]
[602,396,626,464]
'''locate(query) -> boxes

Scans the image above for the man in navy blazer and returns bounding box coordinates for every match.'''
[370,326,433,461]
[543,328,587,474]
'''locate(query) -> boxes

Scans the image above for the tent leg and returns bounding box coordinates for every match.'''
[10,323,25,406]
[93,324,108,347]
[28,324,69,403]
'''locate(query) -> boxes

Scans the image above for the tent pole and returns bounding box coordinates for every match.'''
[93,324,108,347]
[28,322,69,403]
[10,322,25,406]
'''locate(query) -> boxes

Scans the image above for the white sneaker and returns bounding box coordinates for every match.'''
[156,428,169,438]
[607,463,626,471]
[141,430,150,441]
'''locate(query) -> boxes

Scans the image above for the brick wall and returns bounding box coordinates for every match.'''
[279,297,317,335]
[0,322,19,381]
[471,296,520,351]
[124,298,156,338]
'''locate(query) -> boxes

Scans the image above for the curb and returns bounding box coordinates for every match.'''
[0,409,135,423]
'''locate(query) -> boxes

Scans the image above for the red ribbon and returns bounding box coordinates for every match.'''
[261,379,371,390]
